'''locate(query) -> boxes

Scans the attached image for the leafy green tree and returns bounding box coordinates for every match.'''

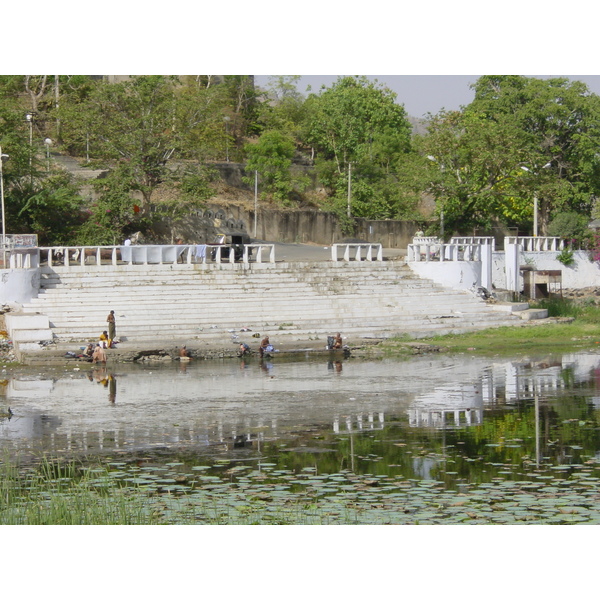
[243,131,298,204]
[0,86,86,245]
[58,76,233,201]
[77,76,181,207]
[15,173,84,245]
[547,211,592,245]
[416,76,600,236]
[302,76,413,220]
[416,109,532,235]
[221,76,260,137]
[467,76,600,233]
[256,76,308,141]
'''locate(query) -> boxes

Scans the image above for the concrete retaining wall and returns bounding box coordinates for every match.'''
[165,204,420,248]
[411,249,600,293]
[408,261,482,291]
[0,268,41,304]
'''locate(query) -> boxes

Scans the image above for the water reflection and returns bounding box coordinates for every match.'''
[1,352,600,465]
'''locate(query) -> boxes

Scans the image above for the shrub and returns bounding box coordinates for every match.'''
[556,248,575,266]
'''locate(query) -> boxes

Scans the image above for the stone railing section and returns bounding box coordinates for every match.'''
[36,243,276,268]
[505,236,565,251]
[450,236,495,251]
[331,243,383,262]
[208,243,275,264]
[407,242,483,262]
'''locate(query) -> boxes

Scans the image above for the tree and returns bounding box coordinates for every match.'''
[256,76,308,142]
[302,76,413,220]
[0,84,86,245]
[416,109,533,235]
[467,76,600,233]
[416,76,600,236]
[547,211,592,245]
[243,131,298,204]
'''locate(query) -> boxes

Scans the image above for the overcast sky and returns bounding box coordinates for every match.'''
[254,75,600,119]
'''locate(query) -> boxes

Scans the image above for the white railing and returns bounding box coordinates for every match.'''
[208,243,275,264]
[505,236,565,252]
[411,237,442,261]
[331,243,383,262]
[407,243,483,262]
[37,243,276,268]
[7,248,40,268]
[450,236,495,251]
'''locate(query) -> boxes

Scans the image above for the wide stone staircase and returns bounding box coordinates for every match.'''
[8,260,542,360]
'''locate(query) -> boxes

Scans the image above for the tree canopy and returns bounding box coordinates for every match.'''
[416,76,600,237]
[2,74,600,245]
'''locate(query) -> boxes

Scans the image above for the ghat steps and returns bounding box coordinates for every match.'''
[13,261,540,358]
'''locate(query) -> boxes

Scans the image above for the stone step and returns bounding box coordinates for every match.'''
[45,317,522,345]
[25,292,482,312]
[45,311,515,335]
[38,277,415,289]
[14,261,537,359]
[31,304,501,330]
[490,302,531,313]
[517,308,549,320]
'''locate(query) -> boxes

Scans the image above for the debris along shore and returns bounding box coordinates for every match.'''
[22,338,364,365]
[13,334,444,366]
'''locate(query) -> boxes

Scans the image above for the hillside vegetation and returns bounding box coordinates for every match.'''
[1,75,600,249]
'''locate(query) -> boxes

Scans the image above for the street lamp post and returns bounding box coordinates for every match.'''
[44,138,52,172]
[25,113,33,171]
[0,147,9,266]
[347,162,352,218]
[520,162,551,237]
[427,155,445,237]
[223,116,231,162]
[254,170,258,238]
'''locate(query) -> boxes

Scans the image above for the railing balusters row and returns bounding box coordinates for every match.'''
[33,244,277,268]
[331,243,383,262]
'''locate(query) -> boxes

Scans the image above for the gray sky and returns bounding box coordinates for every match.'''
[254,75,600,119]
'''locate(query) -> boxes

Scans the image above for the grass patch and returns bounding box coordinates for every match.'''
[384,300,600,356]
[0,458,162,525]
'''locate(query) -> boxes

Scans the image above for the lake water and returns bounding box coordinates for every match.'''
[3,351,600,523]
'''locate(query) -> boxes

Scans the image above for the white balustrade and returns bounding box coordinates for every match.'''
[504,236,565,252]
[450,236,495,251]
[37,243,276,268]
[331,243,383,262]
[407,243,482,262]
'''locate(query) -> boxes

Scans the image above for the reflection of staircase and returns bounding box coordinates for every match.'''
[10,261,543,360]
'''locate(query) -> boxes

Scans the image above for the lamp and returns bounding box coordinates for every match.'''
[520,162,551,237]
[25,113,33,170]
[427,155,445,237]
[0,147,9,266]
[223,116,231,162]
[44,138,52,172]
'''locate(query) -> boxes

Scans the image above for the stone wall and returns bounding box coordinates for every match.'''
[165,204,420,248]
[0,268,41,304]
